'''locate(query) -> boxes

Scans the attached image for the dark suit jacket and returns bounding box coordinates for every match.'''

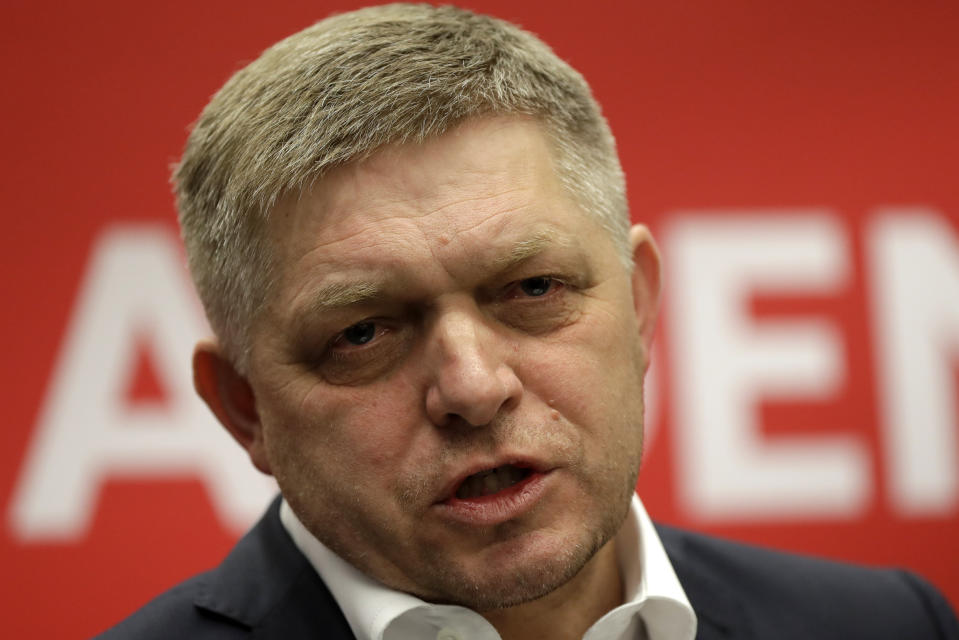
[96,497,959,639]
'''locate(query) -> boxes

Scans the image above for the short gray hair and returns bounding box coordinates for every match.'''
[175,3,628,372]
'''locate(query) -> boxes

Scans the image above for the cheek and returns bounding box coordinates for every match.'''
[525,304,646,397]
[520,306,648,450]
[266,374,433,482]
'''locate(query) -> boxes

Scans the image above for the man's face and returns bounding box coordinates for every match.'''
[242,117,656,609]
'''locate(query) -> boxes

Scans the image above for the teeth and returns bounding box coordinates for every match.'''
[454,465,530,500]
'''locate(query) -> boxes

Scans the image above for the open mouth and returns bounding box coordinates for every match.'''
[454,464,533,500]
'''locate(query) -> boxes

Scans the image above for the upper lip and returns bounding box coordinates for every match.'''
[435,454,551,503]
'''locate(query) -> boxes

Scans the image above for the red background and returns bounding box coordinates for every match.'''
[2,1,957,637]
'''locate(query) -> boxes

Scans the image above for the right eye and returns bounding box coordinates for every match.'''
[313,318,412,386]
[339,321,377,346]
[517,276,555,297]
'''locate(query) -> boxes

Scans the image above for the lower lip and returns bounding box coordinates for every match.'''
[434,471,552,526]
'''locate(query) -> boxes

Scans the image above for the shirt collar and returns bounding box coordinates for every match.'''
[592,494,698,640]
[280,494,696,640]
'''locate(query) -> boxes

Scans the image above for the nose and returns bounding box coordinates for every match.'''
[424,306,523,427]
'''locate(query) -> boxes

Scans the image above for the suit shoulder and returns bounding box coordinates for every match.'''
[93,571,248,640]
[656,521,896,588]
[656,523,959,639]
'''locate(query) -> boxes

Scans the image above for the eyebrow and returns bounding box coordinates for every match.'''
[301,280,384,313]
[492,227,574,270]
[296,226,576,316]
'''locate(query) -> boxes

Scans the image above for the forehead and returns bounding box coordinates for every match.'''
[267,117,603,298]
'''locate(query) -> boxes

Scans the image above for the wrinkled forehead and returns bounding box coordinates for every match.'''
[264,116,583,272]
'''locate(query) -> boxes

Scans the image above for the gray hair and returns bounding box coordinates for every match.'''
[174,3,628,372]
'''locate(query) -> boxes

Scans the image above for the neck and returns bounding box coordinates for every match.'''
[479,539,623,640]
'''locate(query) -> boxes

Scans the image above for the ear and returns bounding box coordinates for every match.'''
[192,341,273,475]
[629,224,662,349]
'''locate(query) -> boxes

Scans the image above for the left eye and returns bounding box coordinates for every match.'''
[341,321,377,345]
[518,276,553,296]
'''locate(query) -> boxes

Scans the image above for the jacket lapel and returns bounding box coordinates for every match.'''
[656,524,754,640]
[192,496,355,639]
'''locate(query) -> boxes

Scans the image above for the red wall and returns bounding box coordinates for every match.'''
[2,1,957,637]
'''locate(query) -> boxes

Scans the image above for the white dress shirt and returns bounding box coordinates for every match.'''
[280,494,697,640]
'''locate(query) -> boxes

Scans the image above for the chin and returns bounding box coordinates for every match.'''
[414,516,614,610]
[429,548,587,610]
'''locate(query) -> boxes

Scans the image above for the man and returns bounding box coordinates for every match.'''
[100,4,958,639]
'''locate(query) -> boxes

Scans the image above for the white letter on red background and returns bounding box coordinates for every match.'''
[666,212,869,520]
[869,210,959,516]
[9,226,274,542]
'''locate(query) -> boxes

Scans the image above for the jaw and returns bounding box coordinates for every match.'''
[478,537,624,640]
[396,469,632,610]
